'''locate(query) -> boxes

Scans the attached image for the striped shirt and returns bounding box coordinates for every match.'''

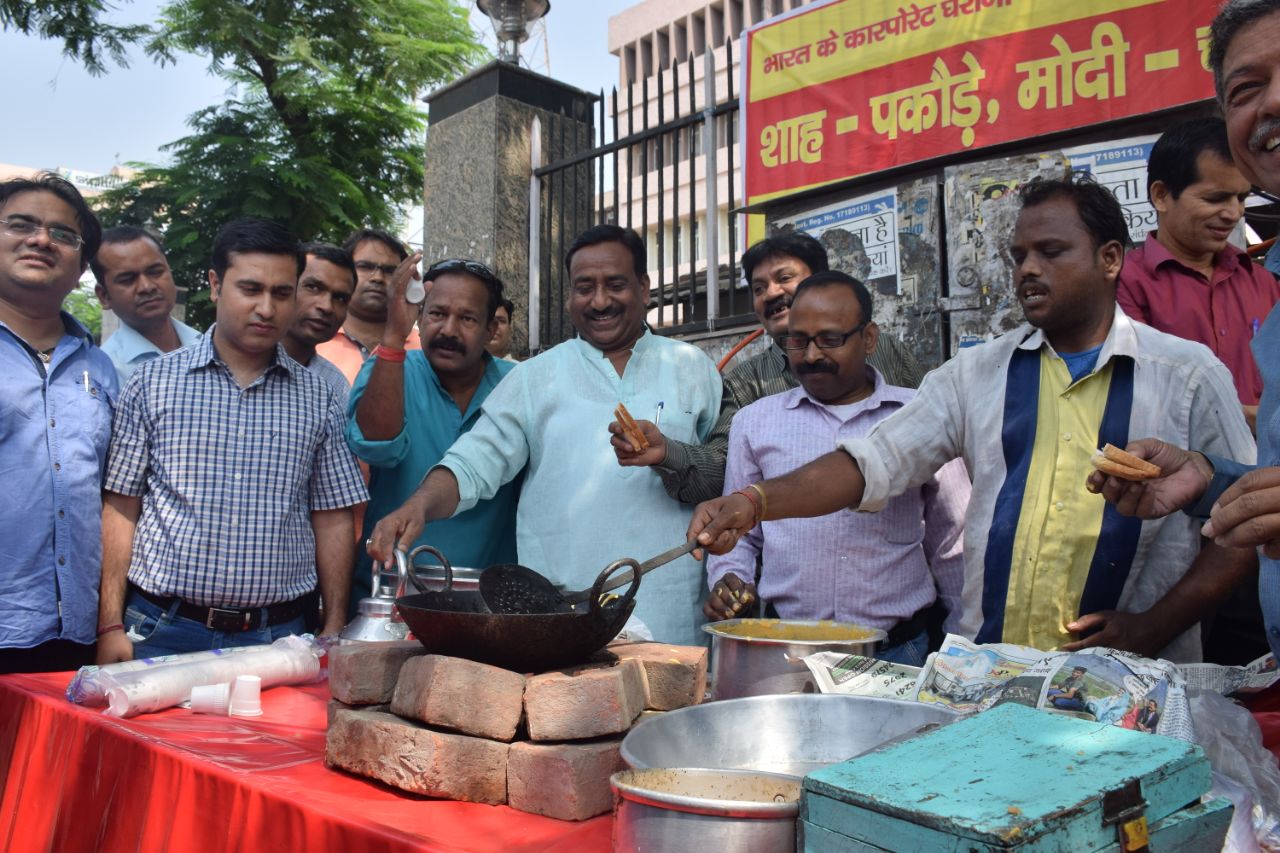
[708,371,968,631]
[657,335,924,504]
[840,307,1256,662]
[104,328,368,607]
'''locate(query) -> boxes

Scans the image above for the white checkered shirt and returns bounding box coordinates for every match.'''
[104,328,368,607]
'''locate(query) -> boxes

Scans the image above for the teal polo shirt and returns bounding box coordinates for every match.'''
[345,350,520,609]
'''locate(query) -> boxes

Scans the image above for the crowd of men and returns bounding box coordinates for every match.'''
[5,0,1280,675]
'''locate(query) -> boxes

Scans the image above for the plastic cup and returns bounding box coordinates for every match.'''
[189,682,232,715]
[228,675,263,717]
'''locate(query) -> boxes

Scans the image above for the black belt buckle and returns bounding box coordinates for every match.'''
[206,607,253,632]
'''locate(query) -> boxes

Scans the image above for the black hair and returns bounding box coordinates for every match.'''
[564,224,647,280]
[342,227,407,261]
[740,233,830,282]
[496,297,515,319]
[1147,118,1236,200]
[302,241,356,289]
[1210,0,1280,102]
[0,171,102,265]
[89,225,166,286]
[424,259,505,321]
[791,270,873,326]
[1018,173,1132,250]
[210,217,304,280]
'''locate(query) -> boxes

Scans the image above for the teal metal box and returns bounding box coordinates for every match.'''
[800,703,1232,851]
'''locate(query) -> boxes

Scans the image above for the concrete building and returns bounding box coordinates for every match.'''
[607,0,818,315]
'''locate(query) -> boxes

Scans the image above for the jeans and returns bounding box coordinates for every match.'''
[874,629,930,667]
[124,590,307,658]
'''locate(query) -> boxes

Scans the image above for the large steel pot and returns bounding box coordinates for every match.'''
[703,618,887,699]
[621,694,957,778]
[610,768,801,853]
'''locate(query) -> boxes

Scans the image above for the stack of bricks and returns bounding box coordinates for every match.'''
[324,639,708,821]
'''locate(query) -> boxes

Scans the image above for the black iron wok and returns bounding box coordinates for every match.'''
[395,545,640,673]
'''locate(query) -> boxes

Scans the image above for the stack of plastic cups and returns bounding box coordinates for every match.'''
[229,675,263,717]
[189,683,232,715]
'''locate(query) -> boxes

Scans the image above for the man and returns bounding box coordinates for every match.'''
[1088,0,1280,663]
[613,232,924,505]
[1135,699,1161,732]
[91,225,201,386]
[96,218,367,662]
[1047,666,1088,711]
[1117,117,1279,423]
[487,297,517,361]
[368,225,721,646]
[346,257,519,608]
[316,228,419,383]
[706,271,968,665]
[283,242,356,402]
[690,175,1257,663]
[0,173,115,674]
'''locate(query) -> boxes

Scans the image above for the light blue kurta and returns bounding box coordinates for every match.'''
[439,329,722,646]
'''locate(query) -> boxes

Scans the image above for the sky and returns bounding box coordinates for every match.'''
[0,0,634,175]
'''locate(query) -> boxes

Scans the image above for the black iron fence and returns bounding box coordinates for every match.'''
[532,39,754,351]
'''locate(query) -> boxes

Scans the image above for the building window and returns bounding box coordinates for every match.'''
[624,44,637,85]
[730,0,744,37]
[691,12,706,57]
[657,29,670,70]
[640,35,653,79]
[710,3,724,47]
[674,20,687,59]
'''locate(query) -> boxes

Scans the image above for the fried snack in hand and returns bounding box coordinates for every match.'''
[614,403,650,450]
[1090,443,1162,481]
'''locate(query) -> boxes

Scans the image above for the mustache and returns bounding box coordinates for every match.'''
[795,361,837,375]
[764,295,790,318]
[429,335,466,354]
[586,307,623,321]
[1251,117,1280,151]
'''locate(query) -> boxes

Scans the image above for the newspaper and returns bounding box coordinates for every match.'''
[804,635,1279,743]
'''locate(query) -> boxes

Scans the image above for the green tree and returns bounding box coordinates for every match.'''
[64,282,104,341]
[1,1,147,74]
[94,0,485,328]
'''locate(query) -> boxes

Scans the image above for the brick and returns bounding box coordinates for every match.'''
[606,641,708,711]
[523,658,645,741]
[507,738,624,821]
[328,641,427,705]
[325,707,508,804]
[327,699,389,727]
[391,655,526,742]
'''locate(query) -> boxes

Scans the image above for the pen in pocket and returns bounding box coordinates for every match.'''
[654,401,664,428]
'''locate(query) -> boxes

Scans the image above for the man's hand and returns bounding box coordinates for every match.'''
[318,613,346,637]
[96,629,134,665]
[367,495,429,563]
[687,492,757,559]
[1203,466,1280,558]
[703,573,757,620]
[1243,404,1259,436]
[382,250,425,347]
[1060,610,1164,658]
[609,418,667,467]
[1084,438,1213,519]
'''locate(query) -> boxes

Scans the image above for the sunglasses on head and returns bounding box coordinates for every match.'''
[425,258,501,287]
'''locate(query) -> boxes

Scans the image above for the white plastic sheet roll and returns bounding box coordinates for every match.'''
[93,636,322,718]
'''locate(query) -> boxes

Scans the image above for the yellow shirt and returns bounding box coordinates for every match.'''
[1003,351,1112,651]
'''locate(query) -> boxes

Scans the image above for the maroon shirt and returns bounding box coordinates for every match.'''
[1117,233,1280,405]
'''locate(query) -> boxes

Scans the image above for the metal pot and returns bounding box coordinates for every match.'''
[621,694,957,779]
[703,619,887,700]
[610,768,801,853]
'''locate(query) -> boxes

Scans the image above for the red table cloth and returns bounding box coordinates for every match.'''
[0,673,612,852]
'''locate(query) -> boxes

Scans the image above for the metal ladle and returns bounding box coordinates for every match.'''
[479,540,699,615]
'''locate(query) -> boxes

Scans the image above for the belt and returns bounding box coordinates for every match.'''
[762,602,929,649]
[131,585,307,633]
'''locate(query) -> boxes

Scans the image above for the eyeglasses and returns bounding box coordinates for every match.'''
[0,217,84,250]
[425,258,502,288]
[779,322,868,351]
[354,260,399,277]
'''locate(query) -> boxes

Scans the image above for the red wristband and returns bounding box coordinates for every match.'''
[97,623,124,637]
[372,344,407,363]
[734,487,762,526]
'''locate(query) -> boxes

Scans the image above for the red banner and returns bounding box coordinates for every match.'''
[743,0,1216,204]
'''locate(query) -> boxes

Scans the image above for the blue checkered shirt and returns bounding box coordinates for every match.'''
[104,328,368,607]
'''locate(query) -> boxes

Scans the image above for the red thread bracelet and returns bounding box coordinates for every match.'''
[97,623,124,637]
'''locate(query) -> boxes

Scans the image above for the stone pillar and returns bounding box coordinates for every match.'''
[423,61,596,358]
